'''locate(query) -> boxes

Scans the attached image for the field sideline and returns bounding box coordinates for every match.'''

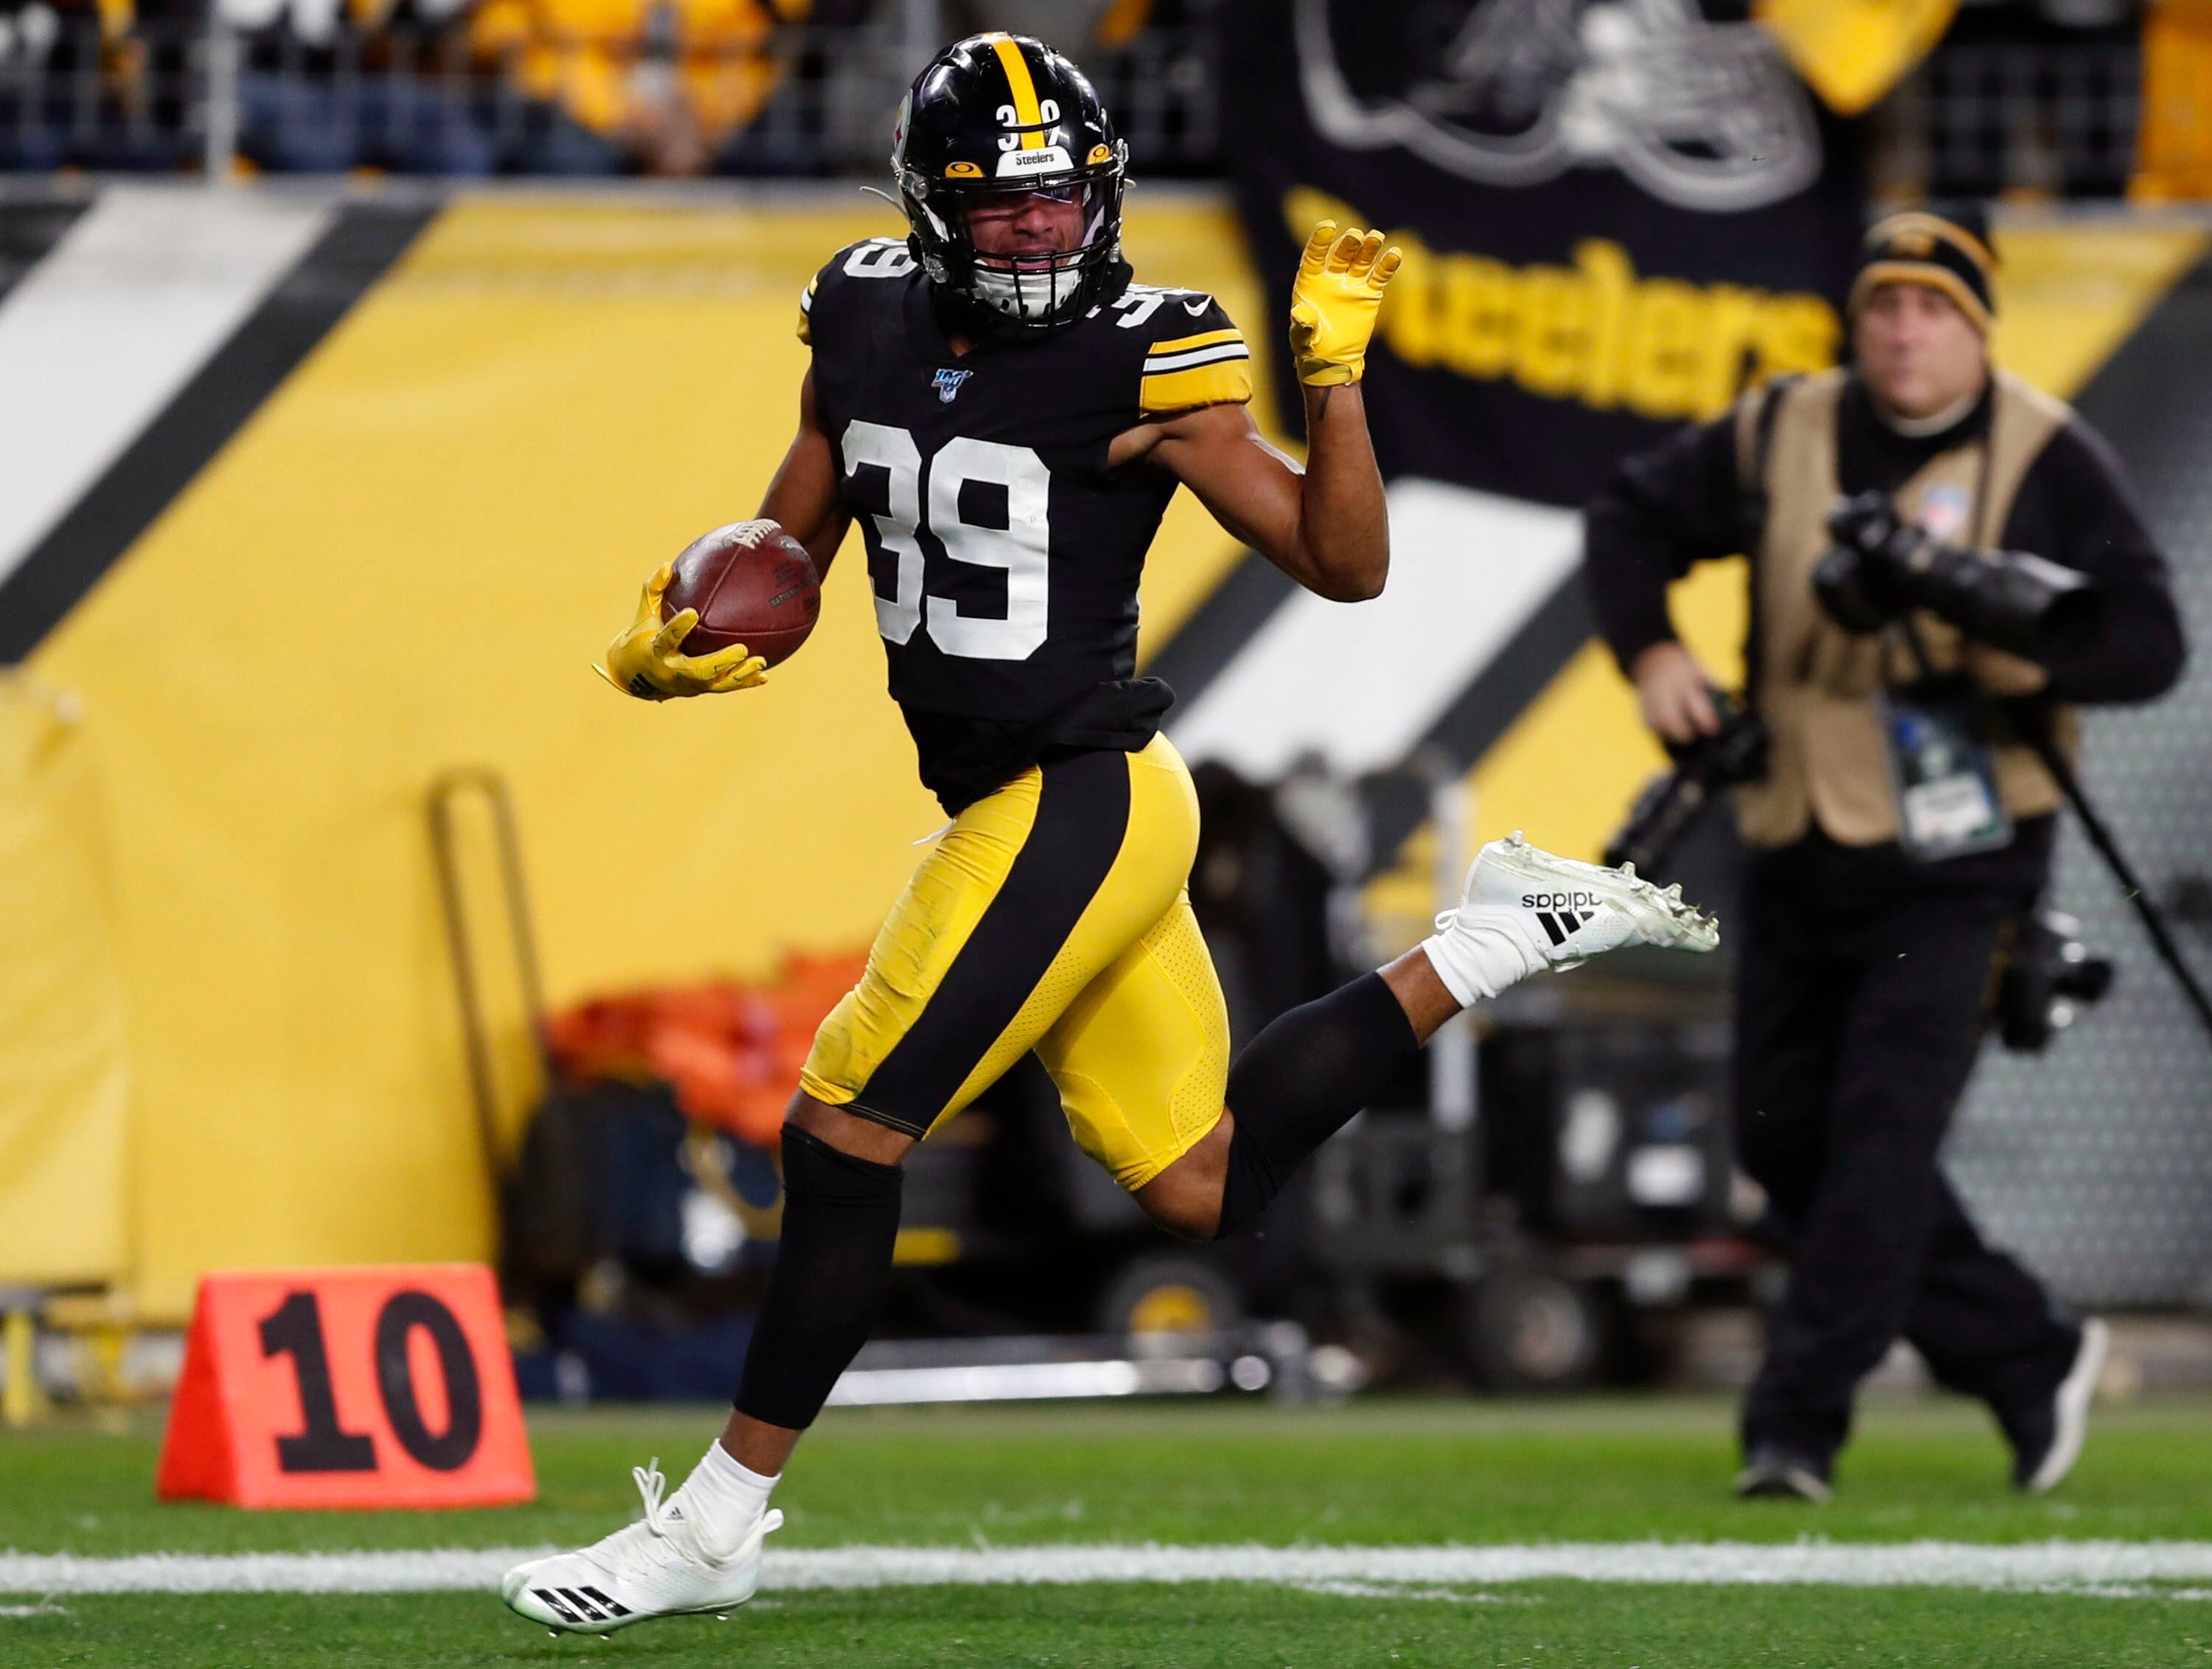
[5,1397,2212,1665]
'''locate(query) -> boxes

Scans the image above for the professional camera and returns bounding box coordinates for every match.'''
[1814,491,2096,658]
[1604,693,1770,876]
[1995,910,2115,1052]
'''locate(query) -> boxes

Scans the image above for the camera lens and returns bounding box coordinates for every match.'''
[2053,955,2115,1003]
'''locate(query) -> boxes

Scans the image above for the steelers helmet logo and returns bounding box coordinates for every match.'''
[887,32,1130,330]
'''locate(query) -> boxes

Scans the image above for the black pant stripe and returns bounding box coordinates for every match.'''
[851,748,1133,1134]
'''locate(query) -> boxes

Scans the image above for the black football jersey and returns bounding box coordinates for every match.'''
[801,237,1253,810]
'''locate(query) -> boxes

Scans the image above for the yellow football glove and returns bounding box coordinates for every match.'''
[1287,220,1402,388]
[593,562,768,700]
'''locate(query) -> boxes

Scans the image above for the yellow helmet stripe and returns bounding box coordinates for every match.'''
[988,34,1048,150]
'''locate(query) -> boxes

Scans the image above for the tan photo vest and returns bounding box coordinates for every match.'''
[1732,367,2080,849]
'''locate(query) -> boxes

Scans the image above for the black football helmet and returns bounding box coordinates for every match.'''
[891,33,1128,330]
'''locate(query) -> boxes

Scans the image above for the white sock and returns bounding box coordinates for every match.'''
[1419,913,1543,1008]
[669,1440,779,1558]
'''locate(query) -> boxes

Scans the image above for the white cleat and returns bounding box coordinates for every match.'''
[499,1460,782,1636]
[2017,1317,2110,1494]
[1436,830,1720,974]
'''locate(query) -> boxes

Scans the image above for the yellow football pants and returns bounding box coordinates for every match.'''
[800,735,1231,1191]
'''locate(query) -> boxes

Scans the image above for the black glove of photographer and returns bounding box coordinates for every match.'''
[1813,489,2097,660]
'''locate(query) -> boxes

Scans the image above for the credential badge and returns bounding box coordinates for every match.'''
[933,367,973,404]
[1917,484,1972,544]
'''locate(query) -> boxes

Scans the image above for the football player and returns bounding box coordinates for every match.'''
[504,32,1717,1635]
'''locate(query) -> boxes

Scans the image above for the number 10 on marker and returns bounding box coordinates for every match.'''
[157,1264,534,1510]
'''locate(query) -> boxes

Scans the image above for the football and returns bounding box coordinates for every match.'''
[661,520,822,667]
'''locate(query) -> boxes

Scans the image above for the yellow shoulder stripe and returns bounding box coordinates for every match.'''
[990,35,1046,150]
[1146,327,1242,358]
[1141,359,1254,414]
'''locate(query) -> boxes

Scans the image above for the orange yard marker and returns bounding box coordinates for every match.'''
[156,1265,534,1510]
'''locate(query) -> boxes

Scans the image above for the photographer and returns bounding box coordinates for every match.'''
[1582,204,2186,1501]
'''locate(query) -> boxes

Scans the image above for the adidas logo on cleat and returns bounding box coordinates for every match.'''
[501,1463,783,1637]
[1534,909,1591,947]
[535,1586,633,1626]
[1523,891,1610,949]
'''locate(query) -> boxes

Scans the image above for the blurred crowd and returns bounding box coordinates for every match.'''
[0,0,1196,175]
[0,0,2202,193]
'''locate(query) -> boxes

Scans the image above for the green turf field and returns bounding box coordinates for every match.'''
[7,1396,2212,1666]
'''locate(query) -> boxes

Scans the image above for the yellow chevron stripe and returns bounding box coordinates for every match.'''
[990,35,1046,150]
[1141,358,1254,413]
[1987,223,2209,399]
[1144,327,1243,359]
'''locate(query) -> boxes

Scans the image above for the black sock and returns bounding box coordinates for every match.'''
[733,1126,902,1430]
[1217,972,1422,1238]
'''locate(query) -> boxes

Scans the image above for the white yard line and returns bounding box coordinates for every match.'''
[7,1541,2212,1598]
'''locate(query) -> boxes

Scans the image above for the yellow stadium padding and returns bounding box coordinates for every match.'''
[0,677,132,1288]
[27,192,1268,1320]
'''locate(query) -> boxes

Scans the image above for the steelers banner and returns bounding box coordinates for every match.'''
[1217,0,1868,508]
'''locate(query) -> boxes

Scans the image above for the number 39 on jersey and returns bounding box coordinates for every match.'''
[841,424,1051,662]
[800,234,1251,731]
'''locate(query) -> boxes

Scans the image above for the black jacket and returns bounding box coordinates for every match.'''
[1582,374,2187,705]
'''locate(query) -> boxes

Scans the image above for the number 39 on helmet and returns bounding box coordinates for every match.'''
[891,33,1130,330]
